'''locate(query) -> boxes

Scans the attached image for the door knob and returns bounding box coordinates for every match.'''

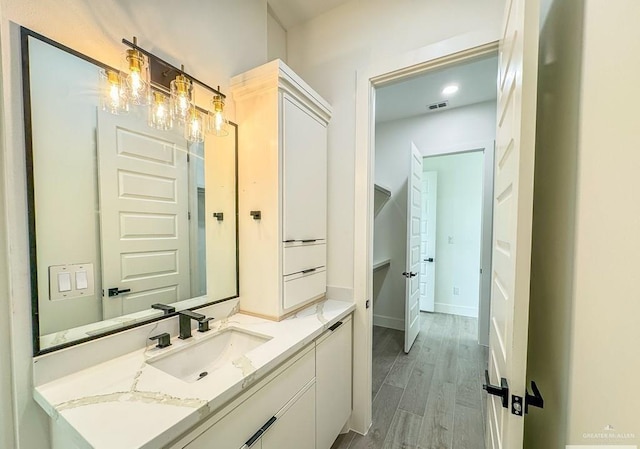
[424,258,434,262]
[107,287,131,297]
[483,369,509,408]
[402,272,418,278]
[525,381,544,413]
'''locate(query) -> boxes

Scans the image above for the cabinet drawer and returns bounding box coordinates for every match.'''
[283,243,326,276]
[184,347,315,449]
[283,268,326,310]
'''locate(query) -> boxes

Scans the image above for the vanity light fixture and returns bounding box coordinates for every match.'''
[207,89,229,137]
[100,69,129,115]
[148,91,172,130]
[171,67,194,124]
[119,37,229,141]
[124,37,150,105]
[185,106,205,143]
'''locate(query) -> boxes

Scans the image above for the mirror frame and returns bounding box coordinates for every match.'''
[21,27,240,356]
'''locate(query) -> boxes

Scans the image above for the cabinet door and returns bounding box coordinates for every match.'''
[282,94,327,241]
[184,348,314,449]
[262,383,316,449]
[316,317,353,449]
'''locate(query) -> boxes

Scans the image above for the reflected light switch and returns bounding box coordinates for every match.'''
[58,272,72,292]
[76,271,88,290]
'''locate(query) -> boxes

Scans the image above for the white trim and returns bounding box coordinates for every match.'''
[372,314,404,331]
[423,139,496,346]
[434,303,478,318]
[351,30,500,435]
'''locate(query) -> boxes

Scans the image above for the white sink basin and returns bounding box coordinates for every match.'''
[148,328,272,383]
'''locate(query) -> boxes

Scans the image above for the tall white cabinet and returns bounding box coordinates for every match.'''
[231,60,332,320]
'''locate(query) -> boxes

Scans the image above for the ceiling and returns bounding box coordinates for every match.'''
[268,0,352,29]
[375,55,499,124]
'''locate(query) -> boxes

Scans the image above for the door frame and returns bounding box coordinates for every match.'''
[351,32,500,434]
[422,142,495,345]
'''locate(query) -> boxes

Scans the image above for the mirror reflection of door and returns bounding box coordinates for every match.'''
[97,110,192,318]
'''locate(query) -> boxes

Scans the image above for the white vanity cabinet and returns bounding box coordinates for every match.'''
[174,345,315,449]
[231,60,332,321]
[169,314,352,449]
[316,317,353,449]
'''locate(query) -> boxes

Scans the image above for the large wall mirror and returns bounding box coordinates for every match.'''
[22,28,239,354]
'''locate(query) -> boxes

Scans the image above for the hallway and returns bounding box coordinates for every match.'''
[332,313,488,449]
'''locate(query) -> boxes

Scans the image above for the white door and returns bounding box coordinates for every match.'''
[97,111,191,318]
[420,171,437,312]
[485,0,540,447]
[404,143,422,353]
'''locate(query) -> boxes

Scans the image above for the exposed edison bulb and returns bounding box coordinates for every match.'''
[101,70,129,115]
[124,43,149,105]
[207,93,228,137]
[148,91,172,130]
[170,74,193,124]
[184,107,205,143]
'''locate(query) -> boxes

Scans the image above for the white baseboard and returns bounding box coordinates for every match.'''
[434,302,478,318]
[373,314,404,331]
[326,285,354,302]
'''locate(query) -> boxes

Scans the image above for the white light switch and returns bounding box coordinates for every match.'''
[49,263,95,300]
[76,271,88,290]
[57,272,72,292]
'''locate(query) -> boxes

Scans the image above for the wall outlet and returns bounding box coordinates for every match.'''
[453,287,460,295]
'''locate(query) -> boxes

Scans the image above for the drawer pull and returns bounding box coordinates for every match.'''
[301,268,317,274]
[245,429,262,447]
[244,416,277,447]
[261,416,277,432]
[328,321,343,331]
[284,239,295,243]
[301,239,317,243]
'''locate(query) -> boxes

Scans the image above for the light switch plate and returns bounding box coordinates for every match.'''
[49,263,95,300]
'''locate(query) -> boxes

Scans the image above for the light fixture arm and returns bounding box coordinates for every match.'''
[121,37,226,99]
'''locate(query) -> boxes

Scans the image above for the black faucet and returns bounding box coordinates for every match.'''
[151,303,176,315]
[178,310,206,339]
[149,332,171,348]
[198,317,214,333]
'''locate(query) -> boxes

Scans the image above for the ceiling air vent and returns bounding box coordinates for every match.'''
[427,100,449,111]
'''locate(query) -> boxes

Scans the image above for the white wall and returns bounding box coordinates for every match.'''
[524,0,582,446]
[424,152,483,317]
[527,0,640,446]
[287,0,505,293]
[0,8,17,448]
[0,1,268,447]
[373,101,496,328]
[267,5,287,62]
[385,100,498,157]
[567,0,640,444]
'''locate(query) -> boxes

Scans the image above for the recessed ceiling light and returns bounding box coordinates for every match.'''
[442,84,459,96]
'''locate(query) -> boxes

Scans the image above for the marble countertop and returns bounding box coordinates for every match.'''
[34,299,355,449]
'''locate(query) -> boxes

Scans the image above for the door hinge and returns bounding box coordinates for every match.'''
[187,153,190,163]
[366,299,371,309]
[188,211,191,220]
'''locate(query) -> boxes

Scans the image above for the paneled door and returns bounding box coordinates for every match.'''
[97,111,190,318]
[420,171,437,312]
[404,142,423,353]
[485,0,540,446]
